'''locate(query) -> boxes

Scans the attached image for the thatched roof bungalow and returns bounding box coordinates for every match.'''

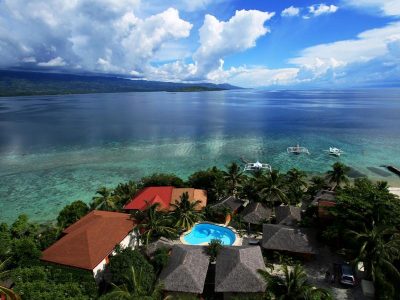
[275,205,301,226]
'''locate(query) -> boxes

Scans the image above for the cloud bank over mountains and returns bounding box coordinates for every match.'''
[0,0,399,87]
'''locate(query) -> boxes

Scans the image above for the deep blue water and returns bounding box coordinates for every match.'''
[0,89,400,223]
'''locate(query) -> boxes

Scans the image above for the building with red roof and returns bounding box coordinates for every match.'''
[41,210,137,280]
[124,186,207,211]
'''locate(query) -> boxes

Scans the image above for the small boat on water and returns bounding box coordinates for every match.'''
[244,161,272,172]
[325,147,344,157]
[287,144,310,155]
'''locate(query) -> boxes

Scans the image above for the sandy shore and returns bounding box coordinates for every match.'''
[389,187,400,198]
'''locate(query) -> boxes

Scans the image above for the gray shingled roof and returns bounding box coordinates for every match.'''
[262,224,318,255]
[241,202,272,224]
[311,190,337,206]
[275,205,301,226]
[158,245,209,294]
[215,246,266,293]
[212,196,245,212]
[145,237,175,257]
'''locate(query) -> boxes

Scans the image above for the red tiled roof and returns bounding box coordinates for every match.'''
[123,186,174,210]
[41,210,135,270]
[123,186,207,211]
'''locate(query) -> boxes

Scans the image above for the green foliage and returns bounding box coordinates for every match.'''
[205,239,223,262]
[258,264,332,300]
[259,170,288,206]
[132,203,177,245]
[150,247,170,275]
[37,225,61,250]
[113,180,137,209]
[325,162,350,189]
[170,192,204,231]
[10,215,38,239]
[0,224,11,259]
[12,265,98,300]
[139,173,184,188]
[57,200,89,229]
[187,166,227,203]
[107,247,156,291]
[90,187,119,211]
[10,237,41,267]
[223,162,246,196]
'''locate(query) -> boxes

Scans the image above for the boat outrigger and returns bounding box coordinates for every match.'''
[244,161,272,172]
[287,144,310,155]
[325,147,344,157]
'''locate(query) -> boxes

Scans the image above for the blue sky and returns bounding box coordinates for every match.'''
[0,0,399,87]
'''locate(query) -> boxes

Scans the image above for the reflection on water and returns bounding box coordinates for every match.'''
[0,89,400,223]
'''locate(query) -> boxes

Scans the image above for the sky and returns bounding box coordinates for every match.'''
[0,0,399,88]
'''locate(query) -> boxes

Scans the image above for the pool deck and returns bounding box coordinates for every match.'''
[180,222,243,246]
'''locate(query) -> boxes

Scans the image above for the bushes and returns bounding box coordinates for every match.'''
[57,200,89,229]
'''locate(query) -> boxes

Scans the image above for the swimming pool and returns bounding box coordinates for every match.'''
[182,223,236,245]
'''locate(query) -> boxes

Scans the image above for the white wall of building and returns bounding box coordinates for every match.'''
[92,230,137,281]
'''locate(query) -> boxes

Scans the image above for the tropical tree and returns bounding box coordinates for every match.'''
[223,162,246,196]
[113,180,138,209]
[205,239,223,262]
[258,264,332,300]
[348,223,400,298]
[306,176,327,198]
[132,203,177,245]
[259,170,288,207]
[57,200,89,228]
[170,192,204,231]
[90,187,118,211]
[325,162,350,190]
[101,266,162,300]
[286,168,308,191]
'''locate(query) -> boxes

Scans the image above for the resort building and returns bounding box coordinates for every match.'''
[41,210,137,281]
[262,224,318,258]
[158,245,209,295]
[311,190,337,220]
[275,205,301,226]
[240,202,272,225]
[123,186,207,211]
[215,246,266,298]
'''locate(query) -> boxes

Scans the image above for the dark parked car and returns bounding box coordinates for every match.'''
[339,263,356,286]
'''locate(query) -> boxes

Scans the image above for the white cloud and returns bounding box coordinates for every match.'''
[0,1,192,75]
[193,9,275,79]
[342,0,400,17]
[37,57,66,67]
[307,4,338,17]
[281,6,300,17]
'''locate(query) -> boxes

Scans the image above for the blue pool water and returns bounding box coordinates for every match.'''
[183,223,236,245]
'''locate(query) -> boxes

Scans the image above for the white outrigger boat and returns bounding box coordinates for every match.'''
[325,147,344,157]
[244,161,272,172]
[287,144,310,155]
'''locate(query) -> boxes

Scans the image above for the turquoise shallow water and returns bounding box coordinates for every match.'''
[0,89,400,223]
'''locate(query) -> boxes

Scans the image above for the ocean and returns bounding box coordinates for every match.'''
[1,89,399,223]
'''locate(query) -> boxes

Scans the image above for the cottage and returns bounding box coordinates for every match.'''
[215,246,266,298]
[262,224,318,258]
[158,245,209,295]
[41,210,137,281]
[124,186,207,211]
[312,190,337,219]
[212,196,246,213]
[275,205,301,226]
[240,202,272,225]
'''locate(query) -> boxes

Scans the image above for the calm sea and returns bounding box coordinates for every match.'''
[1,89,400,223]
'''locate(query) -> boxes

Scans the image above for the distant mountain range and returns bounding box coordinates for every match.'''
[0,70,241,97]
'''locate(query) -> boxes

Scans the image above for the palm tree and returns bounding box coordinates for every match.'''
[170,192,204,231]
[286,168,308,190]
[101,266,162,300]
[223,162,246,196]
[132,203,177,245]
[90,187,118,211]
[259,170,288,206]
[348,223,400,289]
[0,258,20,300]
[258,264,332,300]
[113,181,137,209]
[326,162,350,190]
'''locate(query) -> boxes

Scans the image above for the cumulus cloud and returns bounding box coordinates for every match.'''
[306,4,338,18]
[342,0,400,17]
[0,0,192,75]
[192,9,275,79]
[281,6,300,17]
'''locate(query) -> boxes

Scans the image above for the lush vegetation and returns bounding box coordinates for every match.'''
[0,70,238,97]
[1,162,399,299]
